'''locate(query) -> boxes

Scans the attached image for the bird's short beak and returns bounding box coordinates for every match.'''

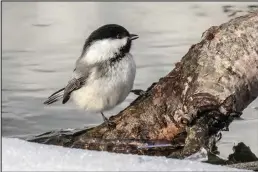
[129,34,139,40]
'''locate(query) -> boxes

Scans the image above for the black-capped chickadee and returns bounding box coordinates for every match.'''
[44,24,139,126]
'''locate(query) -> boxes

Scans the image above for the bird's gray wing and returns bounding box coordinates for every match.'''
[62,77,87,104]
[62,61,92,104]
[63,59,108,104]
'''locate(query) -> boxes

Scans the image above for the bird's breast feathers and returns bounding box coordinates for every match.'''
[72,53,136,112]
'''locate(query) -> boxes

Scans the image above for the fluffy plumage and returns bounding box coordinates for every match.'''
[44,24,138,115]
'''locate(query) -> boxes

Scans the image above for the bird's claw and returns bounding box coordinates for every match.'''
[104,119,116,128]
[101,113,116,128]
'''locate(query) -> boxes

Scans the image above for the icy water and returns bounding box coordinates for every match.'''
[2,2,258,158]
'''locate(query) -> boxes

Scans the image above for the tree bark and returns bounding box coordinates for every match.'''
[28,11,258,160]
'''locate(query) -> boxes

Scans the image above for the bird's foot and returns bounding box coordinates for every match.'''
[131,89,146,96]
[104,118,116,128]
[101,112,116,128]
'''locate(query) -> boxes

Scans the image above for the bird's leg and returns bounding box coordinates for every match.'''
[101,112,116,128]
[131,89,146,96]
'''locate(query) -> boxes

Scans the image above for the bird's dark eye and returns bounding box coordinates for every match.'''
[117,34,121,39]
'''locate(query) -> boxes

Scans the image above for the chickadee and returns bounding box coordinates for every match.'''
[44,24,139,126]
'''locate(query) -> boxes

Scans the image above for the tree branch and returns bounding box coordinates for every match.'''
[28,11,258,168]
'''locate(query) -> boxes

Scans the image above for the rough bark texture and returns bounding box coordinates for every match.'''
[28,11,258,167]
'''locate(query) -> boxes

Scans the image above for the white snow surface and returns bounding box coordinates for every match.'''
[2,138,246,171]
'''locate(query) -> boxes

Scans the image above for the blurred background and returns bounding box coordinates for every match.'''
[2,2,258,158]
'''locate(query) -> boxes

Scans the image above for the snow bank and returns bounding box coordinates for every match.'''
[2,138,246,171]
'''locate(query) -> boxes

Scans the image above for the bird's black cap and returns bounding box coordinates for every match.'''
[82,24,138,54]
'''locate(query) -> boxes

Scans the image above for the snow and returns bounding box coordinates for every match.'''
[185,147,209,162]
[2,138,247,171]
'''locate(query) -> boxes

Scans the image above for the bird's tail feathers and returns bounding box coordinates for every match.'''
[43,88,65,105]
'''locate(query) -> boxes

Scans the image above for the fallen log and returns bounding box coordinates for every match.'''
[28,11,258,164]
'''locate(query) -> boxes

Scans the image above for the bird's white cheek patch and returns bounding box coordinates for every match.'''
[81,38,128,64]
